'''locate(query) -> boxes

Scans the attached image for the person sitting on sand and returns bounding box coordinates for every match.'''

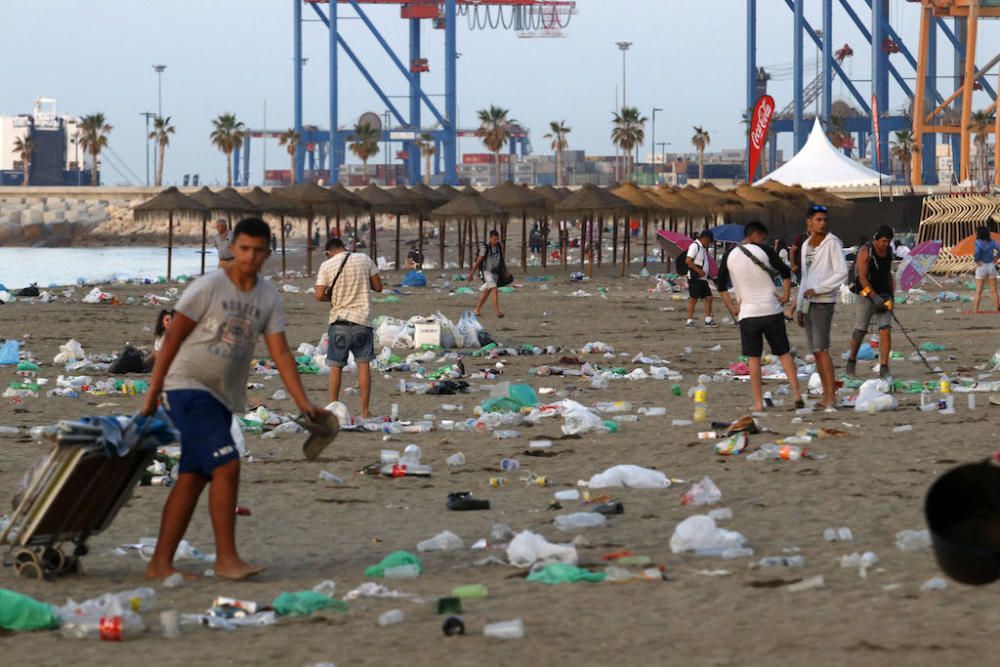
[716,221,804,412]
[469,229,507,318]
[972,226,1000,313]
[140,217,326,581]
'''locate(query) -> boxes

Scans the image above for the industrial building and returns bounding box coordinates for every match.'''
[0,98,92,186]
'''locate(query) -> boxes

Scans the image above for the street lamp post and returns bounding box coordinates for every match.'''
[153,65,166,184]
[651,107,662,182]
[141,112,155,187]
[616,41,632,182]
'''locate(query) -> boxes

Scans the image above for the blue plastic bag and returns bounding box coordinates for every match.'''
[401,270,426,287]
[0,340,20,365]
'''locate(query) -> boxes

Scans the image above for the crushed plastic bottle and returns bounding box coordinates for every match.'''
[378,609,405,626]
[823,527,853,542]
[746,444,803,461]
[895,529,931,552]
[484,618,524,639]
[553,512,607,531]
[691,381,708,422]
[60,612,146,640]
[753,556,805,568]
[417,530,464,552]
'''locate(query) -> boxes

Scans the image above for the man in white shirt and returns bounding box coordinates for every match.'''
[716,221,804,412]
[314,238,383,417]
[214,219,233,267]
[685,229,718,327]
[795,204,847,410]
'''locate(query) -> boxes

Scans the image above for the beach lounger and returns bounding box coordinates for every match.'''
[1,414,177,580]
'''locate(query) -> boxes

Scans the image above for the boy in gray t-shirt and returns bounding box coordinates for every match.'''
[141,217,326,581]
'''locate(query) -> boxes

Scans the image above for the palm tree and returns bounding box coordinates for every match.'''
[611,107,647,182]
[691,125,711,184]
[348,122,380,184]
[889,130,917,192]
[149,115,175,187]
[12,136,34,186]
[475,105,515,186]
[210,113,246,187]
[968,110,993,186]
[416,132,436,185]
[77,113,113,186]
[543,120,571,186]
[277,128,300,184]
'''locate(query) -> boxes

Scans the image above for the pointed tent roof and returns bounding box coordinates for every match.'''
[133,187,208,218]
[554,184,632,213]
[755,119,883,189]
[431,188,505,218]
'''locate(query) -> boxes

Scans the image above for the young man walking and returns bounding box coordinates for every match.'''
[716,221,804,412]
[685,229,718,327]
[846,226,895,380]
[141,217,327,580]
[315,237,383,417]
[214,219,233,267]
[795,204,848,410]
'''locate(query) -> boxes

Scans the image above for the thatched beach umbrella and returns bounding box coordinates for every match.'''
[244,186,296,274]
[612,183,666,269]
[133,187,208,280]
[436,184,461,201]
[482,182,547,271]
[554,184,631,275]
[384,185,426,271]
[187,187,240,275]
[356,184,400,261]
[533,185,570,267]
[410,184,452,269]
[272,182,343,276]
[328,183,368,249]
[431,189,506,269]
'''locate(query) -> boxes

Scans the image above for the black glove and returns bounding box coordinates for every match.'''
[868,293,887,313]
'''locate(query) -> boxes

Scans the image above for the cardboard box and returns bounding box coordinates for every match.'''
[413,322,441,349]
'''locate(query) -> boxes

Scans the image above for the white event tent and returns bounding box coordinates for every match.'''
[755,119,884,189]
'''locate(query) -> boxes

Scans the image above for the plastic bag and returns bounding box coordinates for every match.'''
[506,530,578,568]
[854,379,897,412]
[525,563,606,585]
[584,464,670,489]
[364,551,423,577]
[272,591,348,616]
[670,515,747,554]
[680,476,722,506]
[53,339,85,364]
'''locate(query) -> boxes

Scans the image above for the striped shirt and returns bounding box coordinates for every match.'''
[316,252,379,326]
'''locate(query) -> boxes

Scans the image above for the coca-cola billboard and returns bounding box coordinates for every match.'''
[747,94,775,182]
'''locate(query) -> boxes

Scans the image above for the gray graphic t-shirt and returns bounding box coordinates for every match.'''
[164,269,285,412]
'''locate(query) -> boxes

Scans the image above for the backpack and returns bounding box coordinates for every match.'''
[674,253,689,276]
[848,241,874,294]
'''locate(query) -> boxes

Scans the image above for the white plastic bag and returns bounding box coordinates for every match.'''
[854,379,897,412]
[670,515,747,554]
[584,464,670,489]
[53,339,85,364]
[680,476,722,506]
[506,530,578,567]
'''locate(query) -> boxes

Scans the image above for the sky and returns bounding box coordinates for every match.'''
[4,0,998,185]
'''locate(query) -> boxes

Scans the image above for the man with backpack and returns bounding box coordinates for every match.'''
[469,229,509,318]
[795,204,848,410]
[685,229,718,328]
[716,221,804,412]
[846,226,895,380]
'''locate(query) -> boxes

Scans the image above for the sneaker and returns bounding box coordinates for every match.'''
[845,359,857,376]
[704,319,719,328]
[685,319,697,328]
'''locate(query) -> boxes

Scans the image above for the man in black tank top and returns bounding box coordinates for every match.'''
[846,226,895,380]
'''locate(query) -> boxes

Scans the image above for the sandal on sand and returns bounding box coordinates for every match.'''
[794,399,806,410]
[725,415,760,435]
[298,412,340,461]
[496,313,505,318]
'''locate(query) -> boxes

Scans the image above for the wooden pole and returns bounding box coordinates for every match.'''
[611,216,619,266]
[325,215,330,242]
[306,216,313,277]
[911,3,930,186]
[579,217,587,270]
[561,219,567,270]
[369,212,377,259]
[200,213,207,275]
[418,216,425,256]
[458,218,465,268]
[541,216,548,269]
[394,214,401,271]
[167,211,174,281]
[335,213,342,239]
[280,214,287,274]
[520,211,528,272]
[642,214,649,266]
[597,215,604,267]
[352,214,359,251]
[439,219,445,269]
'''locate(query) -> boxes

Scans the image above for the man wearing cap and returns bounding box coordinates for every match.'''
[846,225,895,380]
[795,204,848,410]
[685,229,718,328]
[214,219,233,268]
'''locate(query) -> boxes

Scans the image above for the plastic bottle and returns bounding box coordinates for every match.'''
[484,618,525,639]
[0,425,20,435]
[746,444,803,461]
[638,406,667,416]
[499,458,520,471]
[446,452,466,466]
[968,393,976,411]
[380,463,432,477]
[378,609,405,626]
[553,512,607,531]
[60,612,145,640]
[754,556,805,568]
[383,564,421,579]
[939,373,954,412]
[692,381,708,422]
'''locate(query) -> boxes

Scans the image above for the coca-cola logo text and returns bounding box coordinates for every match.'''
[750,97,774,151]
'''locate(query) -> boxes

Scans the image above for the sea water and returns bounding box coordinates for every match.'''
[0,247,212,288]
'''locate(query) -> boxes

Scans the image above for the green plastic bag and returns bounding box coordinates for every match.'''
[919,342,947,352]
[272,591,348,617]
[481,384,539,413]
[499,286,515,293]
[0,589,59,631]
[526,563,606,585]
[455,287,475,295]
[364,550,423,577]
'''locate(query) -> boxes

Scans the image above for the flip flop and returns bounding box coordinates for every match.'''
[298,412,340,461]
[496,313,505,318]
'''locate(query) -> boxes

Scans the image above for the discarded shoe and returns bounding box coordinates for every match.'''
[446,491,491,511]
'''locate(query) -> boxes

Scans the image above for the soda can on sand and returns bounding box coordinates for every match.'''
[489,477,509,488]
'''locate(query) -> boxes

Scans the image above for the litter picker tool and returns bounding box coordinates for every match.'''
[891,310,934,373]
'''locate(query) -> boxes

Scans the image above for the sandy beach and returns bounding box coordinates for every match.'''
[2,250,999,667]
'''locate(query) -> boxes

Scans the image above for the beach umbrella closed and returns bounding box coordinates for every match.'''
[133,187,208,279]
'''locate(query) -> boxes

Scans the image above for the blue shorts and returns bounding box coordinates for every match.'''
[327,321,375,368]
[162,389,239,478]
